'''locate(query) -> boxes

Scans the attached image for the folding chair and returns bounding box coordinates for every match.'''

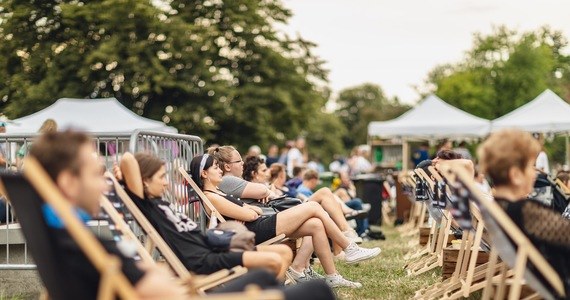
[178,167,287,246]
[105,173,251,294]
[0,158,139,300]
[405,168,452,276]
[0,157,284,300]
[447,165,566,300]
[414,167,504,300]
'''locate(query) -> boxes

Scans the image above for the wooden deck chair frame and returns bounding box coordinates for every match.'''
[447,165,566,300]
[178,167,286,246]
[414,168,505,300]
[0,157,139,300]
[405,168,452,276]
[105,173,250,295]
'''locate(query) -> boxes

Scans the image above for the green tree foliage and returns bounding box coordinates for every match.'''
[423,26,570,119]
[335,83,410,149]
[0,0,336,155]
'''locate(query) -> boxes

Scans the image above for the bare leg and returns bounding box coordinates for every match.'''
[243,250,288,281]
[256,244,293,280]
[290,237,313,272]
[309,188,351,231]
[276,202,350,249]
[285,217,337,275]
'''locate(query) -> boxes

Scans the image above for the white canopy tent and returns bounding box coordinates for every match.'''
[368,94,491,139]
[368,95,490,170]
[491,89,570,133]
[6,98,176,134]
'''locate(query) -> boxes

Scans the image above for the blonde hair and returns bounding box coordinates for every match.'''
[207,145,236,174]
[39,119,57,133]
[478,129,541,186]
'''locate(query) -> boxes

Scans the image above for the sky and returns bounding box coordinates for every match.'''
[281,0,570,104]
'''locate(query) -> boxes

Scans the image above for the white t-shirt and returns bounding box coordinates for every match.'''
[535,151,550,174]
[286,148,303,177]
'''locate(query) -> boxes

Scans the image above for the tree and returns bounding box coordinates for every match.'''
[335,83,410,149]
[0,0,332,155]
[422,26,570,119]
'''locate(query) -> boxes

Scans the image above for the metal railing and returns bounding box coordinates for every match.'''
[0,130,204,270]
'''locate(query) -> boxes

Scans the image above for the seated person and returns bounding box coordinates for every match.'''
[286,166,305,190]
[117,152,292,281]
[333,171,369,236]
[478,129,570,295]
[32,130,335,300]
[191,154,381,288]
[214,147,362,246]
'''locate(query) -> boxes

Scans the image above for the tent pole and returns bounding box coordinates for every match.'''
[402,138,409,171]
[565,132,570,166]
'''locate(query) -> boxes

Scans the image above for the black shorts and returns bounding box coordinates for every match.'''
[246,214,278,244]
[193,251,244,275]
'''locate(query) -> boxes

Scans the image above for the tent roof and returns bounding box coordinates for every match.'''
[6,98,176,134]
[491,89,570,133]
[368,95,490,139]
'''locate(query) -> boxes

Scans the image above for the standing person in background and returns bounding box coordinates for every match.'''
[265,144,279,167]
[16,119,58,168]
[287,137,306,178]
[348,147,372,176]
[277,140,294,165]
[534,133,550,174]
[412,143,430,167]
[453,141,472,160]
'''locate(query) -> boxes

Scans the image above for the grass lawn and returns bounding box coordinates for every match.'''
[315,224,441,300]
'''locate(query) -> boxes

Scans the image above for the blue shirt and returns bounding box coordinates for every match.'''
[296,184,313,197]
[42,204,91,229]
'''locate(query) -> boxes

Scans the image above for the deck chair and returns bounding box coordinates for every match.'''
[405,168,452,276]
[178,167,286,246]
[0,158,284,300]
[414,167,505,300]
[447,165,566,300]
[105,173,251,294]
[0,158,139,300]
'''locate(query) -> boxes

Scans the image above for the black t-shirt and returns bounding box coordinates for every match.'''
[49,228,145,300]
[126,189,243,274]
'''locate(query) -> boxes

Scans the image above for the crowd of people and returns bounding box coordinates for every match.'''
[2,123,570,298]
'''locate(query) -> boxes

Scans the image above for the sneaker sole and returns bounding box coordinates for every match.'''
[345,248,381,264]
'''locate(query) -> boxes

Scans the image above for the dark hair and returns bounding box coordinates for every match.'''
[242,155,265,182]
[190,154,217,188]
[134,153,164,181]
[292,166,305,177]
[436,150,462,160]
[29,130,91,181]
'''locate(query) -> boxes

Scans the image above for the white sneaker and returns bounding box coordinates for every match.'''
[325,274,362,288]
[344,242,381,264]
[343,229,363,244]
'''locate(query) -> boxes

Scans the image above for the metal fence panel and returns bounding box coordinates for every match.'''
[0,131,203,270]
